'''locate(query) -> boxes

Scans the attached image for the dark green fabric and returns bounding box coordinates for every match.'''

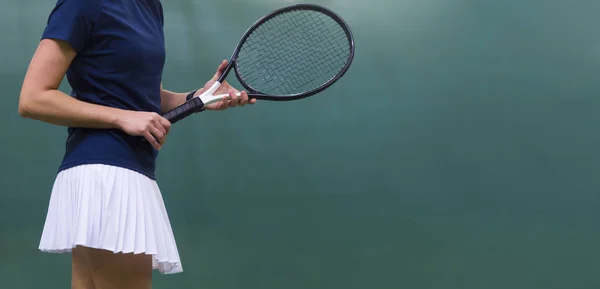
[1,0,599,288]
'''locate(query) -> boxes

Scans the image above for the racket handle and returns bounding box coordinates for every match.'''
[162,96,205,124]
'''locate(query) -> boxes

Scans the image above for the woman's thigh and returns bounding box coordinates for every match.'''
[72,246,153,289]
[72,246,95,289]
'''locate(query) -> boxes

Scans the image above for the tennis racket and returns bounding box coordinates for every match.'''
[163,3,355,124]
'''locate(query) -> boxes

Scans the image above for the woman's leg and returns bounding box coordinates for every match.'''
[72,246,153,289]
[72,246,95,289]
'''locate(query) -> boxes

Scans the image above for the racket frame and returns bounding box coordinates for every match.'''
[221,3,356,101]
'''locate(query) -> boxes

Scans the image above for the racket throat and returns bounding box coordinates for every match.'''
[198,81,221,105]
[198,81,242,105]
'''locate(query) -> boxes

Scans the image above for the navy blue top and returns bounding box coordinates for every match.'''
[42,0,166,179]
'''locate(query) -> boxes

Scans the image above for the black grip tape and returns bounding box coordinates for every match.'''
[163,97,205,124]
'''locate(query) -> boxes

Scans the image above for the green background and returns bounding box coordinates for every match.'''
[2,0,600,288]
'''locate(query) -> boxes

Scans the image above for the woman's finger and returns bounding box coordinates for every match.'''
[228,89,238,107]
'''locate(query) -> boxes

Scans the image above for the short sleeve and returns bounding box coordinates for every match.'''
[42,0,100,53]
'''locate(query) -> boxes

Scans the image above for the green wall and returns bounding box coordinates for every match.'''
[1,0,600,288]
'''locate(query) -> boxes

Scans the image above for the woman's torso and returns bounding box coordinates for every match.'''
[44,0,166,179]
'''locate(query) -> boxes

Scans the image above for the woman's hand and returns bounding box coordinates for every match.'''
[116,111,171,150]
[196,60,257,110]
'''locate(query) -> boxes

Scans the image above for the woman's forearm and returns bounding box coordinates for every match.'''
[19,89,125,129]
[160,87,192,113]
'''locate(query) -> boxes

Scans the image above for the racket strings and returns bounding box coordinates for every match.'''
[243,26,346,94]
[267,13,348,91]
[282,13,349,90]
[236,9,351,96]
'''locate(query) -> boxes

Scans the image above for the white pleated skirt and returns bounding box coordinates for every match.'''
[38,164,183,275]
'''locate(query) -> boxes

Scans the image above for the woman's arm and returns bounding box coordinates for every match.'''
[19,39,125,128]
[19,39,172,150]
[159,84,192,113]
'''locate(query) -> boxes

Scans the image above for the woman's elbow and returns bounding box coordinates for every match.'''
[18,90,40,118]
[18,98,31,118]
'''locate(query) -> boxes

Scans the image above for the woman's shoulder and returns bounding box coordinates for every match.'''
[43,0,105,53]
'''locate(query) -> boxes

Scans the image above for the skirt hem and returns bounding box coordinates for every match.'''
[39,243,183,275]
